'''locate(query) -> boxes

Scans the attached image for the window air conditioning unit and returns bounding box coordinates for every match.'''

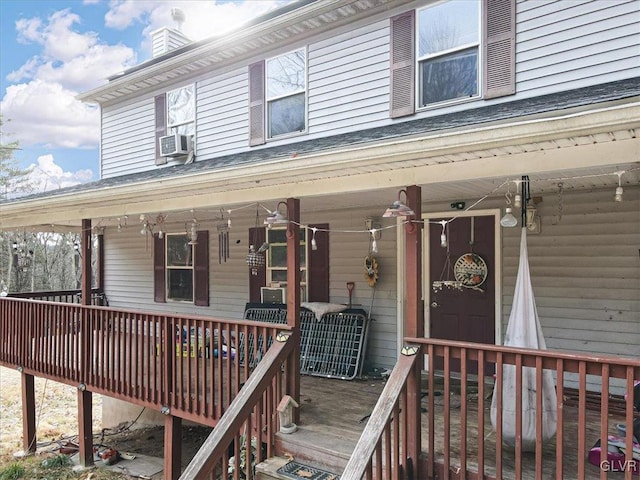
[159,133,191,157]
[261,287,286,304]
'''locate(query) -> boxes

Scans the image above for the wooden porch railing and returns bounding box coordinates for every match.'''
[344,339,640,479]
[180,330,297,480]
[342,347,420,480]
[0,297,291,426]
[8,288,107,305]
[402,337,640,480]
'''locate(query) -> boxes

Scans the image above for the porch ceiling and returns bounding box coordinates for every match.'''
[1,102,639,231]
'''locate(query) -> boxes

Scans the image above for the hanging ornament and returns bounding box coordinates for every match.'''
[246,208,267,275]
[363,255,379,287]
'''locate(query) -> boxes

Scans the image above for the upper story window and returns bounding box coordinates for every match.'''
[248,48,307,146]
[266,49,307,138]
[167,84,195,136]
[417,1,480,107]
[389,0,515,118]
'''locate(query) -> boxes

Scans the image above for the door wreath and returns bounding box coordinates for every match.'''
[364,255,379,287]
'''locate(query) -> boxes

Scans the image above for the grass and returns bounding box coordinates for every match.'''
[0,453,130,480]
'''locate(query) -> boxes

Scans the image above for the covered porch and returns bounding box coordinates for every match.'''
[1,90,639,479]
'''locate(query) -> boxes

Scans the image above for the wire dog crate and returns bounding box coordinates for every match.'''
[241,305,369,380]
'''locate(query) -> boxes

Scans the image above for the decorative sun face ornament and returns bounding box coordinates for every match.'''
[364,255,379,287]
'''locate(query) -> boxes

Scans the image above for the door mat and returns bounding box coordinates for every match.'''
[277,460,340,480]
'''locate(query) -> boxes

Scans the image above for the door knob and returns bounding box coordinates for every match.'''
[431,301,439,308]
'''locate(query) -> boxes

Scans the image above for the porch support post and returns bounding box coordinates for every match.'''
[77,218,94,468]
[21,372,36,455]
[164,414,182,480]
[404,185,423,478]
[286,197,301,424]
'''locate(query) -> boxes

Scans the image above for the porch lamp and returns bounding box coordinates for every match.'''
[264,201,288,227]
[438,220,448,248]
[614,170,625,202]
[382,189,415,217]
[500,208,518,227]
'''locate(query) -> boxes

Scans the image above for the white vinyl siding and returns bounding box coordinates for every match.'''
[308,19,391,135]
[499,188,640,360]
[196,67,249,158]
[515,0,640,96]
[101,98,155,178]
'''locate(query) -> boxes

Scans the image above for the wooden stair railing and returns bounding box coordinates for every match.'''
[342,346,420,480]
[180,330,297,480]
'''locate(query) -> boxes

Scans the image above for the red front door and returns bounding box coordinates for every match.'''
[428,215,495,374]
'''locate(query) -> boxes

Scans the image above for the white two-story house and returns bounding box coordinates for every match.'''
[1,1,639,478]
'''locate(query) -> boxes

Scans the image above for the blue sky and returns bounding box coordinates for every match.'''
[0,0,291,193]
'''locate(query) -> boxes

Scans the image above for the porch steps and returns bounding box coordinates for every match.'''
[256,426,352,479]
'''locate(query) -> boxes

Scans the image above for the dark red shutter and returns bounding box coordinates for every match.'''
[248,61,265,146]
[154,93,167,165]
[308,223,329,303]
[390,11,415,118]
[484,0,516,99]
[248,227,266,303]
[153,233,166,303]
[194,231,209,306]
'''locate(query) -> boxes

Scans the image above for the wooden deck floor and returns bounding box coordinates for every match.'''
[296,375,633,480]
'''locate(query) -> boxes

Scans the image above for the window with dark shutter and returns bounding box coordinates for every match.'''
[248,61,265,146]
[483,0,516,99]
[248,225,329,303]
[390,11,415,118]
[154,231,208,305]
[154,94,167,165]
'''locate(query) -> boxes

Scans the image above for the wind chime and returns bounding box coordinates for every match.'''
[218,210,230,264]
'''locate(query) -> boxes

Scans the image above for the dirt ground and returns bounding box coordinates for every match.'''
[0,366,212,475]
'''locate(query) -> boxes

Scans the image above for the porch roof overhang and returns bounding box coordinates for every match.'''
[2,80,640,230]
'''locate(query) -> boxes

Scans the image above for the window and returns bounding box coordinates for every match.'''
[248,48,307,146]
[266,228,307,298]
[167,84,195,136]
[389,1,515,118]
[154,231,209,305]
[266,49,306,138]
[154,83,195,165]
[417,1,479,107]
[248,224,329,303]
[166,234,193,301]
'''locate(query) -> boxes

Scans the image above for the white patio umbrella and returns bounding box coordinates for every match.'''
[490,228,557,451]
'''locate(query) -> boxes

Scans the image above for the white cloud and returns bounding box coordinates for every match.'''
[25,155,94,193]
[2,8,136,149]
[2,80,99,148]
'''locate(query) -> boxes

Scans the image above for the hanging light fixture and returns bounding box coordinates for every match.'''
[614,170,625,202]
[264,201,288,227]
[439,220,448,248]
[188,219,199,245]
[382,189,415,217]
[513,179,522,208]
[310,227,318,251]
[500,208,518,227]
[500,188,518,228]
